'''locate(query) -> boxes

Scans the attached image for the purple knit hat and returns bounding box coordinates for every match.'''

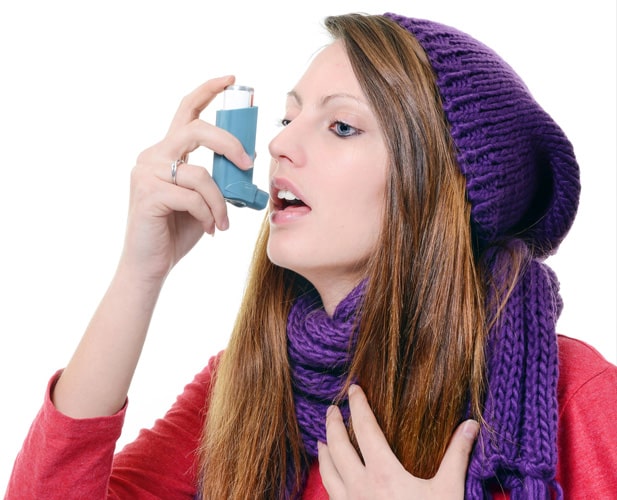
[384,13,580,257]
[380,13,579,498]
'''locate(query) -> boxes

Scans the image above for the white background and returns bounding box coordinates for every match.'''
[1,0,615,492]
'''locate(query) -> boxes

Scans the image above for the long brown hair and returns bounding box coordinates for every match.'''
[199,13,488,498]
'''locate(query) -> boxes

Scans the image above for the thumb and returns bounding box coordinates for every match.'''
[434,419,479,485]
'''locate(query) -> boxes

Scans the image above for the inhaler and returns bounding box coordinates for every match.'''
[212,85,268,210]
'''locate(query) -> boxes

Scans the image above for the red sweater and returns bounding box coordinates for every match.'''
[5,335,617,499]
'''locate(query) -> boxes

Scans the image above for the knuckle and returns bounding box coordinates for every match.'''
[369,470,391,490]
[178,91,203,120]
[136,150,149,165]
[179,93,194,110]
[348,480,371,500]
[188,192,213,221]
[129,164,146,188]
[230,138,249,162]
[185,118,201,134]
[195,165,211,184]
[187,190,205,209]
[129,164,158,200]
[208,193,227,217]
[136,143,160,164]
[130,177,152,202]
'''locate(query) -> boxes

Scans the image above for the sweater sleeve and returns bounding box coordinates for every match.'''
[5,353,221,500]
[555,335,617,497]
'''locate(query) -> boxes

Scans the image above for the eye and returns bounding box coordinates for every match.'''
[329,120,361,137]
[277,118,292,127]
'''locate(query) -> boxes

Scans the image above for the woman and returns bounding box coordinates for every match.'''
[6,12,616,499]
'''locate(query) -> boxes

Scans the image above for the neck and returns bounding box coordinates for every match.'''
[304,274,365,316]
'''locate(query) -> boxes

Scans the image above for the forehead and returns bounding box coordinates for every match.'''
[292,40,362,96]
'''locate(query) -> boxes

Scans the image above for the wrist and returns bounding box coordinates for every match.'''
[113,257,168,302]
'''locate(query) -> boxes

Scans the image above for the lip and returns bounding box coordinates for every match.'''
[269,176,312,224]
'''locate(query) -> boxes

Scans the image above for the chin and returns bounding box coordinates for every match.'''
[267,240,301,273]
[266,237,320,282]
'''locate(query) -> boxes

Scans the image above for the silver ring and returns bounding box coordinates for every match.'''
[171,159,185,185]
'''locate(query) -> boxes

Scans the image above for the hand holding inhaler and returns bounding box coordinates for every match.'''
[212,85,268,210]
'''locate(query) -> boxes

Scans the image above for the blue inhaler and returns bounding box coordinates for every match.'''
[212,85,268,210]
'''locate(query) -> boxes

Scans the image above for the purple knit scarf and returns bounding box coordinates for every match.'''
[286,283,365,458]
[286,249,561,499]
[466,248,561,499]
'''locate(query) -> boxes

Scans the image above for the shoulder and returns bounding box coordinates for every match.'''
[555,335,617,495]
[557,334,613,367]
[193,351,224,384]
[557,334,617,413]
[177,351,224,406]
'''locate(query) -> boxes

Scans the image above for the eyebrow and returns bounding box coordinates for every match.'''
[286,90,367,108]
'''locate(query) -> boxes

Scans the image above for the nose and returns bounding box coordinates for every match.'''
[268,119,306,169]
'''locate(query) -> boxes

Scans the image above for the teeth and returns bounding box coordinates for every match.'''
[277,189,299,201]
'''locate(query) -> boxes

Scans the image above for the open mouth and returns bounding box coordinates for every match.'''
[273,188,309,211]
[277,189,305,208]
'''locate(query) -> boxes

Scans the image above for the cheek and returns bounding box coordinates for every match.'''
[325,174,386,245]
[354,169,387,240]
[351,162,388,216]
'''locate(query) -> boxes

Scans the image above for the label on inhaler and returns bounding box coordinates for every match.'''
[212,85,268,210]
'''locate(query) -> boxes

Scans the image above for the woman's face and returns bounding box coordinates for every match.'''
[267,40,388,312]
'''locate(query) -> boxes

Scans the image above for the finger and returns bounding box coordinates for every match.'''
[164,119,253,170]
[163,184,218,234]
[434,419,479,484]
[347,384,397,469]
[132,172,218,234]
[154,161,229,231]
[324,404,365,483]
[317,441,345,499]
[167,75,235,134]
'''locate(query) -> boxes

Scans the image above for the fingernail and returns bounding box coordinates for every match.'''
[348,384,359,396]
[220,216,229,231]
[462,420,480,440]
[326,405,336,418]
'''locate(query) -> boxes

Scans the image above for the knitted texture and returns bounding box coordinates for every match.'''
[287,283,365,458]
[466,244,562,498]
[384,13,580,258]
[286,252,563,498]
